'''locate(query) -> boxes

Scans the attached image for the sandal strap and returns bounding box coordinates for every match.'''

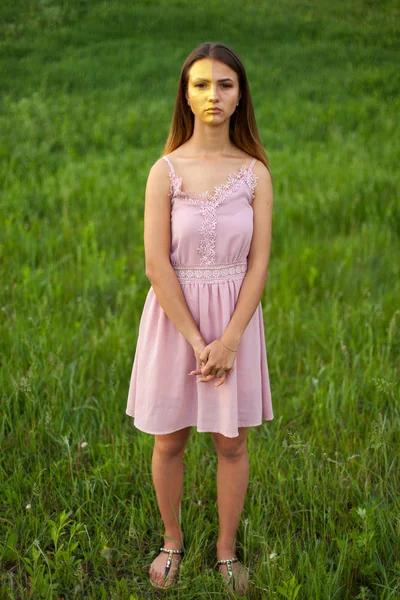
[217,557,238,565]
[160,547,184,554]
[159,547,184,577]
[217,557,238,579]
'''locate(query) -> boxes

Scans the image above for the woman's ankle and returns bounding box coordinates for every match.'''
[216,540,236,558]
[163,531,184,549]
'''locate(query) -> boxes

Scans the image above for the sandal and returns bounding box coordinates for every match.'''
[149,546,184,589]
[217,557,249,596]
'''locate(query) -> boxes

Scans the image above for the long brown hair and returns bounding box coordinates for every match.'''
[161,42,271,172]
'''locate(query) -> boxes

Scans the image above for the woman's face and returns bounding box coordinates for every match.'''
[186,58,241,122]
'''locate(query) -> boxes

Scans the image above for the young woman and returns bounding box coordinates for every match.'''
[126,41,274,595]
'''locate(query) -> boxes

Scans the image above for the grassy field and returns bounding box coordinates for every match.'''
[1,0,399,598]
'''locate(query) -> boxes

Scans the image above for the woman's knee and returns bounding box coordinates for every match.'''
[154,426,191,458]
[212,427,248,459]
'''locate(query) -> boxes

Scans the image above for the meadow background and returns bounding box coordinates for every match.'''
[1,0,399,598]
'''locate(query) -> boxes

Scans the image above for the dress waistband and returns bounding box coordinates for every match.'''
[172,260,247,284]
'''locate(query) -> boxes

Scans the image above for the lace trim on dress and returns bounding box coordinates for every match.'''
[166,162,258,203]
[163,159,258,266]
[163,156,259,266]
[172,261,248,284]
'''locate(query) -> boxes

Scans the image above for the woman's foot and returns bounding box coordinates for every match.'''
[149,537,184,589]
[217,549,249,596]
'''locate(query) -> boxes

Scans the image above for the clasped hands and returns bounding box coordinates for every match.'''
[189,338,237,388]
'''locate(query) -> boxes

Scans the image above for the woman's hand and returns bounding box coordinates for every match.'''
[190,338,207,379]
[189,339,236,388]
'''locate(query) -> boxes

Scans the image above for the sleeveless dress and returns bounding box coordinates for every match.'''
[126,154,274,438]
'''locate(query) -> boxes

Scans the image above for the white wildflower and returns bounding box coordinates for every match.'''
[347,454,361,461]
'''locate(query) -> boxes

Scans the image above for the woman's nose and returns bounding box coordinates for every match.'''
[209,84,219,98]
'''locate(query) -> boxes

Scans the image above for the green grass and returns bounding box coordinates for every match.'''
[1,0,399,598]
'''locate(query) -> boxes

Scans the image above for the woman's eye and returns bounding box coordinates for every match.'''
[195,83,232,88]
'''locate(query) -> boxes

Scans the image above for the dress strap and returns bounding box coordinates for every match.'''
[249,157,257,171]
[162,155,175,174]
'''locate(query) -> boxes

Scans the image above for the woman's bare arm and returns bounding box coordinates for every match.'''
[144,158,204,348]
[220,161,273,349]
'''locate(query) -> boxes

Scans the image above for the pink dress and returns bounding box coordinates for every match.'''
[126,154,274,438]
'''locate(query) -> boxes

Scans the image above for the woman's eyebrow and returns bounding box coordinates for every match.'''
[191,77,234,83]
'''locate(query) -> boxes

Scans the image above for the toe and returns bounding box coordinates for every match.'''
[150,568,163,587]
[153,570,160,583]
[150,571,157,585]
[236,566,249,595]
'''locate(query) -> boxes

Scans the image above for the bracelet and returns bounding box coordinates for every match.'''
[218,339,238,352]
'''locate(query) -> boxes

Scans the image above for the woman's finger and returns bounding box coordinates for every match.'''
[214,373,227,387]
[191,365,233,378]
[198,369,231,385]
[199,348,210,363]
[188,368,202,375]
[200,365,215,377]
[196,373,216,383]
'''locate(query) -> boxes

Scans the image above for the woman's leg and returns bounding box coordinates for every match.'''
[212,427,250,592]
[149,426,191,586]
